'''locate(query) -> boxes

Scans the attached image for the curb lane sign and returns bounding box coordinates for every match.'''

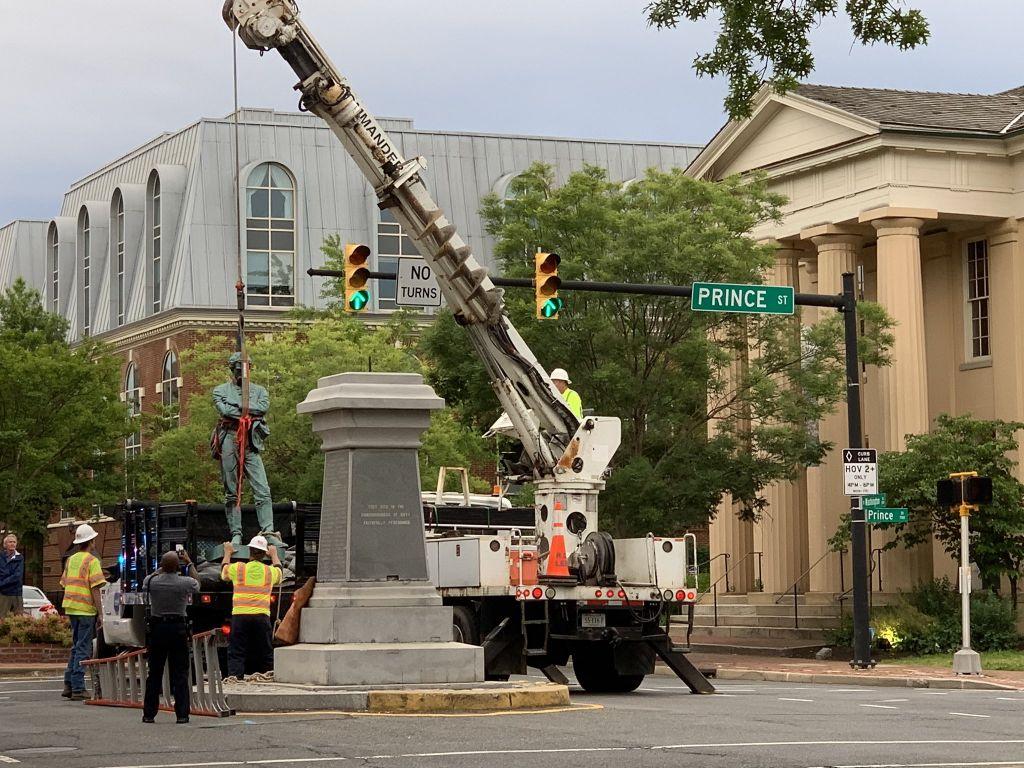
[843,448,877,496]
[691,282,794,315]
[396,258,442,308]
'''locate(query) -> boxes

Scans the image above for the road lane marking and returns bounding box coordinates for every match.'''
[880,699,909,703]
[94,741,1024,768]
[0,757,21,764]
[995,697,1024,701]
[779,697,814,702]
[949,712,991,718]
[816,762,1024,768]
[0,689,63,694]
[860,704,899,710]
[918,691,951,695]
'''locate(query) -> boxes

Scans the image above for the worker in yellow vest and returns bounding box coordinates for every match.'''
[60,524,107,700]
[220,535,282,680]
[550,368,583,420]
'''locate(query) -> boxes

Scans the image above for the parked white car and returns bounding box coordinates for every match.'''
[21,585,56,618]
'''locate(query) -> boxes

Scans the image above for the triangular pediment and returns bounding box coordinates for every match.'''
[690,90,880,180]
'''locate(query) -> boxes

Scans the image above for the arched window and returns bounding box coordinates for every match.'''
[114,192,125,326]
[151,176,162,313]
[375,208,419,310]
[124,363,142,457]
[78,208,91,336]
[246,162,295,307]
[48,224,58,314]
[160,351,180,425]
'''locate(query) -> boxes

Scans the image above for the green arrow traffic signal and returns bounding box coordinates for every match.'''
[541,297,564,318]
[348,289,370,311]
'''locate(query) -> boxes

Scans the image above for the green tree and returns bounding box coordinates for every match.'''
[419,163,892,536]
[877,414,1024,601]
[134,310,494,504]
[0,279,129,535]
[645,0,930,119]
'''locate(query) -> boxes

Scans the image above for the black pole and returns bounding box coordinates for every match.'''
[842,272,872,669]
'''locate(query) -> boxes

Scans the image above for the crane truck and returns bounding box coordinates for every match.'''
[221,0,712,694]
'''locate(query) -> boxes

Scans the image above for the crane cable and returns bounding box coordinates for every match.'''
[231,25,250,512]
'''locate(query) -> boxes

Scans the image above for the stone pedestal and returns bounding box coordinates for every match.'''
[274,372,484,686]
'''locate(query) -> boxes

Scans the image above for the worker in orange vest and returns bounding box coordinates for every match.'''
[60,524,107,700]
[220,535,282,680]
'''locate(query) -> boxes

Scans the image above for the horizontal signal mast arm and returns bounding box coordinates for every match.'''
[223,0,579,476]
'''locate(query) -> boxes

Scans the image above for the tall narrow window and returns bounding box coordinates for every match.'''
[245,163,295,307]
[48,224,58,314]
[124,364,142,458]
[375,209,419,310]
[160,351,180,426]
[966,239,990,359]
[115,193,125,326]
[152,177,162,312]
[80,209,91,336]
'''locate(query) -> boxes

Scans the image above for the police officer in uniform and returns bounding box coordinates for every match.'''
[142,549,200,724]
[220,535,282,680]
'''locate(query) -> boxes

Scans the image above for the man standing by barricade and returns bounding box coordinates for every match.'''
[60,524,106,701]
[0,534,24,618]
[142,549,200,724]
[220,535,281,680]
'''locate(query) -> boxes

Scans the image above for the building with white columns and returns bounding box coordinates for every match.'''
[689,84,1024,600]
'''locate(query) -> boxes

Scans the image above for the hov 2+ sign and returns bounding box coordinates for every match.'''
[843,448,878,497]
[396,258,442,308]
[691,282,795,315]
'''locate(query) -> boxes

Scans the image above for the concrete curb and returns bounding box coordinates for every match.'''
[226,681,570,713]
[0,665,64,679]
[712,667,1020,690]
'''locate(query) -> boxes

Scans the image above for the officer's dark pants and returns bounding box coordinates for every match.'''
[143,618,191,719]
[227,615,274,678]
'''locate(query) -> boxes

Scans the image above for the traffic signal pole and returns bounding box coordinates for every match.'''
[309,266,872,663]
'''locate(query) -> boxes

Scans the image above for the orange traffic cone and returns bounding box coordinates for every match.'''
[546,527,570,578]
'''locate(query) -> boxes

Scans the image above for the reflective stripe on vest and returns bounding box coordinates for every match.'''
[231,561,274,616]
[62,552,98,614]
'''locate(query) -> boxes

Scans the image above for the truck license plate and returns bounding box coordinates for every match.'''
[580,613,606,628]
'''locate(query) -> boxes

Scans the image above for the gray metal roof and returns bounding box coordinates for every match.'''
[794,84,1024,136]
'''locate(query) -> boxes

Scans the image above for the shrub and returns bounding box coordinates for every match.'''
[828,579,1021,655]
[0,614,73,647]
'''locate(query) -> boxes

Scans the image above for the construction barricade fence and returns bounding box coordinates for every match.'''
[82,628,234,717]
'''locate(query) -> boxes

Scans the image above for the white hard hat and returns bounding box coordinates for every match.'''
[550,368,571,384]
[248,535,269,552]
[73,523,99,545]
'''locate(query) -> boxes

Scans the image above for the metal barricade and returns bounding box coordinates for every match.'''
[82,628,234,717]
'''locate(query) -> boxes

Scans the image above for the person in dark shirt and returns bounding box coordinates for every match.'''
[0,534,25,618]
[141,549,200,724]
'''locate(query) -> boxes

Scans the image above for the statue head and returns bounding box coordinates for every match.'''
[228,351,244,382]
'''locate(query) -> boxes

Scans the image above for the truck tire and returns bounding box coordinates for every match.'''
[452,605,479,646]
[572,644,644,693]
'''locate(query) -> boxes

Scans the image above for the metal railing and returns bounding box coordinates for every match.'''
[82,628,233,718]
[774,548,847,629]
[697,551,763,627]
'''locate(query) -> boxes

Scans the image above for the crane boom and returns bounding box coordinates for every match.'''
[223,1,620,564]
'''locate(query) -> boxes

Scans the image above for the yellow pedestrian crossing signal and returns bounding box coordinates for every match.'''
[534,252,561,320]
[343,243,371,312]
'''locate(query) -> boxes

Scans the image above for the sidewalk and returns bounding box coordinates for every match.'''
[0,662,65,678]
[684,651,1024,691]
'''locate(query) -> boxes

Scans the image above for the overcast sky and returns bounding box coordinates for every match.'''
[2,1,1020,225]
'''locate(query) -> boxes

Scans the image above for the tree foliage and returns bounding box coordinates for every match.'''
[133,310,494,505]
[645,0,930,119]
[419,163,892,536]
[0,279,128,535]
[877,414,1024,595]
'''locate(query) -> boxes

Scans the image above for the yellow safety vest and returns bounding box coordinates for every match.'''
[221,561,282,616]
[60,552,105,616]
[562,388,583,419]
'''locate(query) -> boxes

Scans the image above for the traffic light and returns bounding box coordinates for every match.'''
[343,243,371,312]
[534,251,562,319]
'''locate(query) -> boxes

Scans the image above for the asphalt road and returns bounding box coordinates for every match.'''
[2,673,1023,768]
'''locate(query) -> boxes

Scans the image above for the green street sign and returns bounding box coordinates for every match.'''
[691,282,795,315]
[866,507,909,524]
[862,494,887,509]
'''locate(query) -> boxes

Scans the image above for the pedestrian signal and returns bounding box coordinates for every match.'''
[343,243,371,312]
[534,252,561,320]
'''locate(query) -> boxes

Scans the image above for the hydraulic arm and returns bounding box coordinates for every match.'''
[223,0,621,566]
